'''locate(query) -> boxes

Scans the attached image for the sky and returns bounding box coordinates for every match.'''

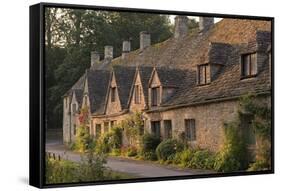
[169,15,222,24]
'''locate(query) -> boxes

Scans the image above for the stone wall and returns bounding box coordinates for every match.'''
[63,96,71,143]
[145,99,239,152]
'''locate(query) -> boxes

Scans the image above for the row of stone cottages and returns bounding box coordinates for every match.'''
[62,16,272,153]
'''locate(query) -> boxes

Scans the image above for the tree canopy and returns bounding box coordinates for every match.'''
[45,8,198,129]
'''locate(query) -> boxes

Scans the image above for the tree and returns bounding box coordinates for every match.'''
[45,7,197,130]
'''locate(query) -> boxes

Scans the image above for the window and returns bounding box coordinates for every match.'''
[134,85,141,104]
[198,64,209,85]
[104,122,109,133]
[72,103,77,114]
[164,120,172,139]
[151,87,160,106]
[151,121,161,138]
[110,120,116,128]
[139,123,144,136]
[84,95,88,106]
[111,87,116,102]
[241,114,256,145]
[95,124,101,138]
[241,53,257,77]
[73,124,77,135]
[185,119,196,141]
[91,120,94,135]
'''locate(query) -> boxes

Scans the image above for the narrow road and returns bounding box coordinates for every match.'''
[46,142,216,178]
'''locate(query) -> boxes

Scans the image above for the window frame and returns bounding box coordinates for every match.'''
[197,64,210,85]
[95,124,101,138]
[163,120,172,139]
[84,95,88,106]
[151,121,161,138]
[134,85,141,104]
[184,119,196,141]
[111,87,116,102]
[241,52,258,79]
[151,87,160,106]
[71,103,77,114]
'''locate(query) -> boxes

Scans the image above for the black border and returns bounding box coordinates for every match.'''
[29,2,274,189]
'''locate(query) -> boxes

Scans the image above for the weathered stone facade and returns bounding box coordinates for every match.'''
[62,16,272,153]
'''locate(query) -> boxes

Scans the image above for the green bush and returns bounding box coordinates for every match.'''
[141,134,161,152]
[108,126,123,149]
[248,159,270,171]
[156,139,184,161]
[111,148,121,156]
[73,125,91,152]
[188,150,215,169]
[46,157,79,184]
[95,127,123,154]
[127,146,138,157]
[214,121,248,172]
[142,151,158,161]
[173,148,194,167]
[120,146,138,157]
[140,134,160,160]
[46,149,107,184]
[95,133,111,154]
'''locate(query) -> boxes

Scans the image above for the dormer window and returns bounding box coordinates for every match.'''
[134,85,141,104]
[197,64,210,85]
[241,53,257,78]
[84,95,88,106]
[151,87,160,106]
[111,87,116,102]
[72,103,77,114]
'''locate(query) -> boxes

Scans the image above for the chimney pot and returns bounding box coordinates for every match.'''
[199,17,214,32]
[104,46,113,60]
[140,31,151,51]
[91,51,100,67]
[174,16,188,38]
[122,40,131,59]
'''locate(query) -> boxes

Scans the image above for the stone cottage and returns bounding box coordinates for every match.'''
[62,16,272,153]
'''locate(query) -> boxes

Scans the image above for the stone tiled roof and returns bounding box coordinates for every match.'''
[74,89,83,107]
[155,67,190,87]
[64,74,86,97]
[112,65,136,109]
[162,45,271,108]
[138,66,154,106]
[111,19,270,71]
[65,18,271,115]
[86,69,111,114]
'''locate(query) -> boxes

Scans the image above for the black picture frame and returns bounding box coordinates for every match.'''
[30,2,274,189]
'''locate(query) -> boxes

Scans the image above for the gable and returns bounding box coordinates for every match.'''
[83,78,89,94]
[150,70,161,88]
[128,71,146,111]
[105,72,122,115]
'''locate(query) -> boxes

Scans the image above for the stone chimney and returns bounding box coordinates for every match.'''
[140,31,151,51]
[91,51,100,67]
[122,40,131,59]
[174,16,188,39]
[104,45,113,60]
[199,17,214,32]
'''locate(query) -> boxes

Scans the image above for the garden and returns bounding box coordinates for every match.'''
[46,94,271,183]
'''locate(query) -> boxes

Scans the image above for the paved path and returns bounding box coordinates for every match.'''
[46,143,216,178]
